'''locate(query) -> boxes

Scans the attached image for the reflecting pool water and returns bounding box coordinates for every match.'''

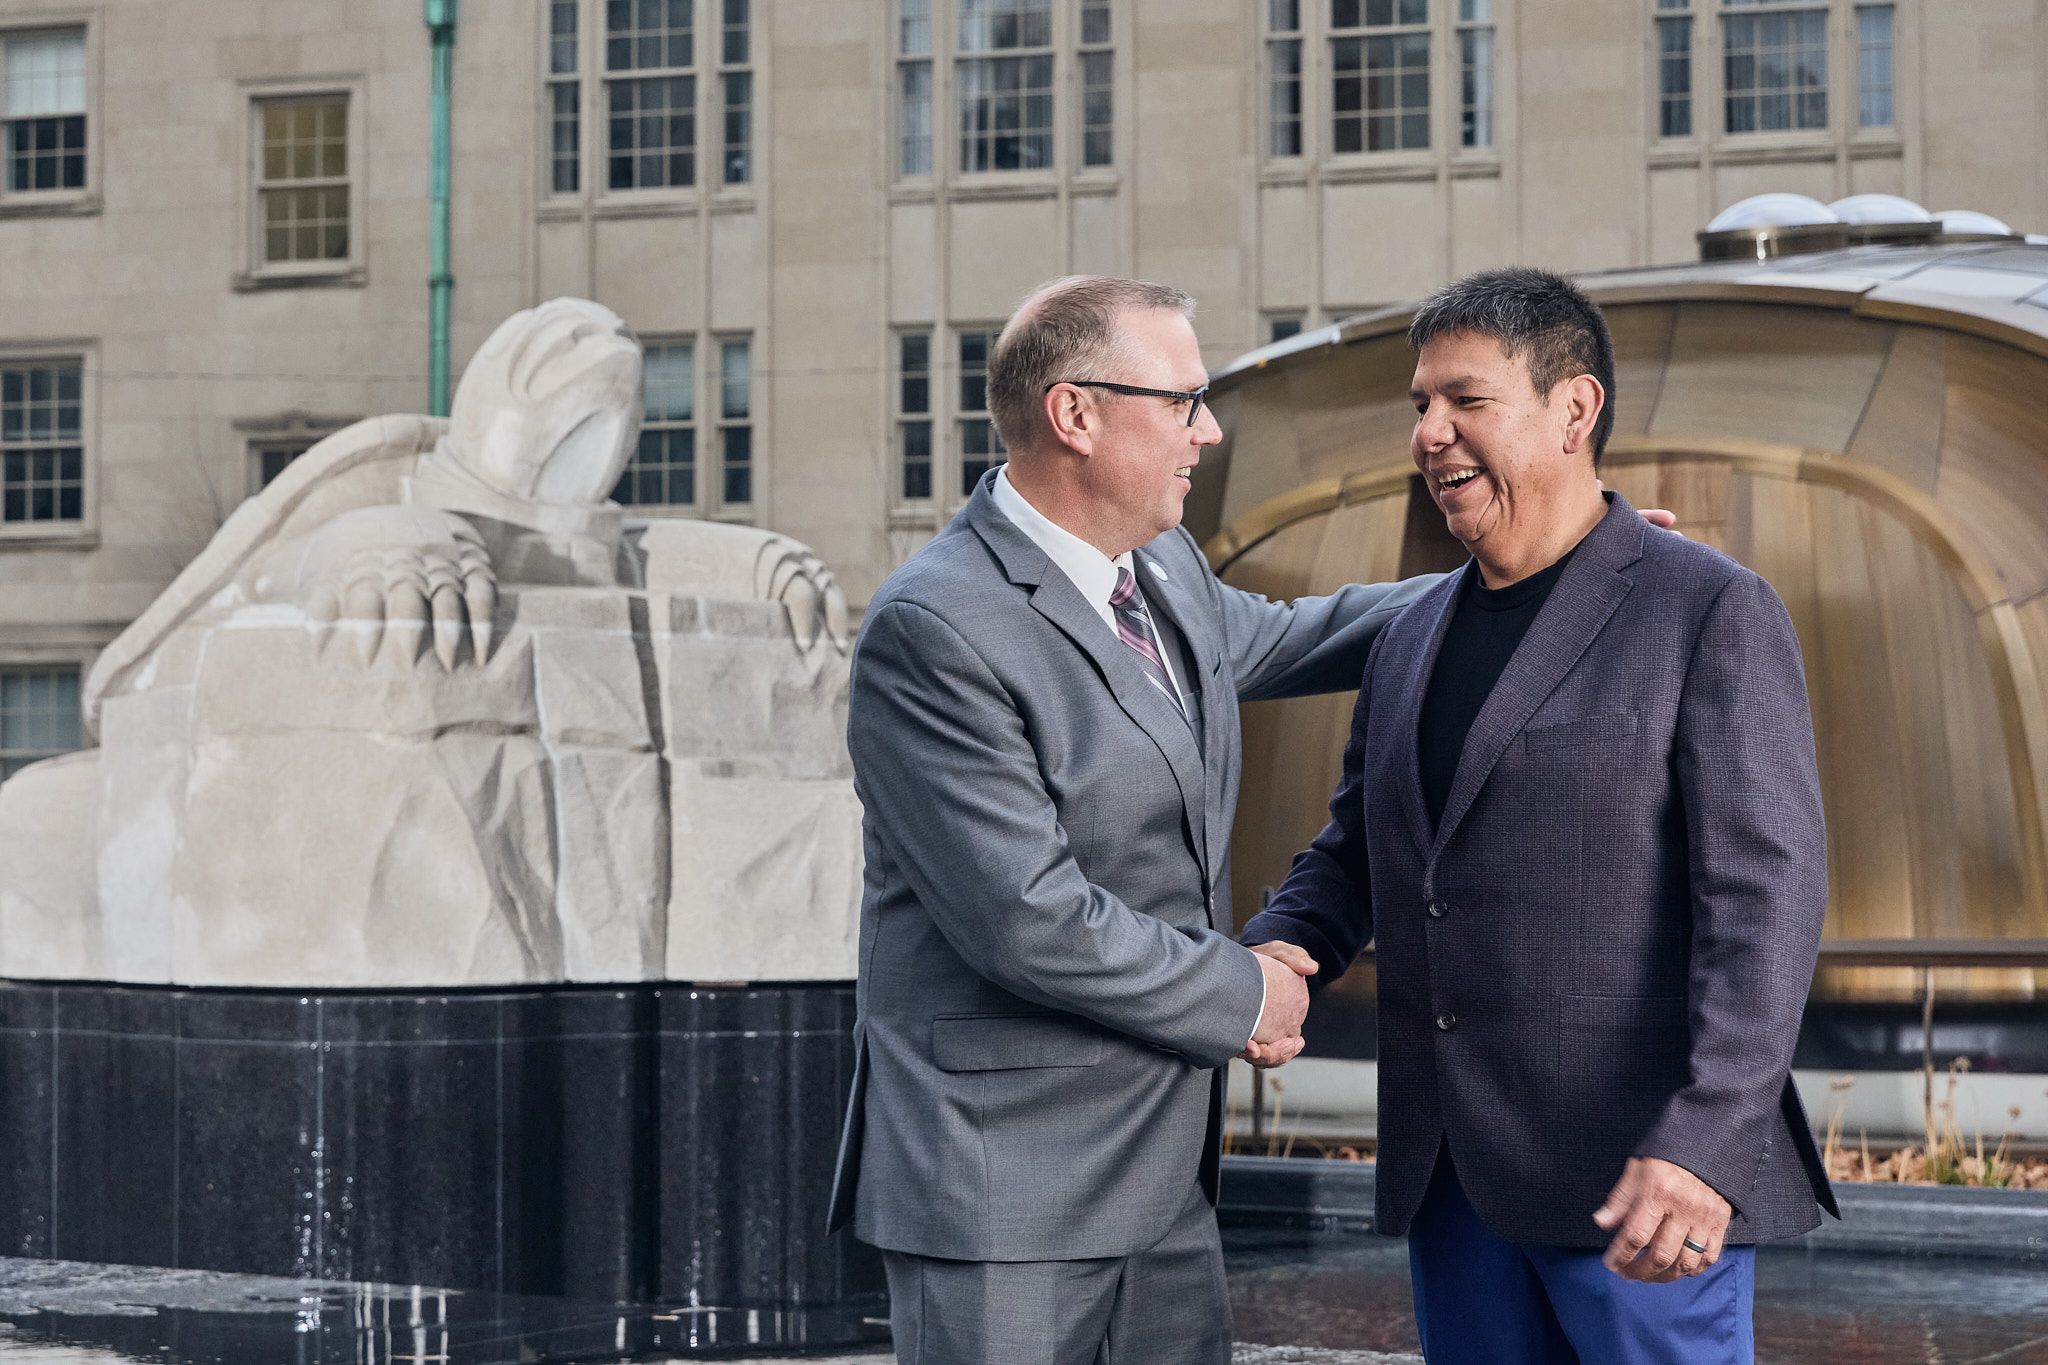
[5,1240,2045,1364]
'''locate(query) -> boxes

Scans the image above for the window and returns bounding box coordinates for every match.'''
[1722,0,1826,134]
[606,0,695,190]
[255,443,310,488]
[1856,4,1892,129]
[900,0,934,176]
[3,29,85,194]
[1457,0,1493,148]
[718,338,751,505]
[613,342,695,507]
[1,361,82,525]
[1268,314,1305,343]
[1332,0,1430,154]
[256,96,349,265]
[0,667,80,782]
[548,0,581,193]
[721,0,751,183]
[899,333,933,501]
[1079,1,1112,167]
[959,0,1053,172]
[1655,0,1693,138]
[957,329,1003,496]
[1268,1,1304,157]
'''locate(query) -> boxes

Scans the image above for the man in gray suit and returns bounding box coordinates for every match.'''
[1242,268,1836,1362]
[825,276,1441,1364]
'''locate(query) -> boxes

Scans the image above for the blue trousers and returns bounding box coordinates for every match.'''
[1407,1148,1755,1365]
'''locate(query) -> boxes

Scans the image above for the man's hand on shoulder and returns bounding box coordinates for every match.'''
[1592,1156,1732,1283]
[1239,941,1317,1070]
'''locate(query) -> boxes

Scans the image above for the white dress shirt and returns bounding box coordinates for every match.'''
[989,466,1263,1047]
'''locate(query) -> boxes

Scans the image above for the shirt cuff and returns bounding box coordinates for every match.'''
[1245,964,1268,1050]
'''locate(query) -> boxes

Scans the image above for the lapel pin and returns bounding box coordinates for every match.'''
[1149,562,1169,581]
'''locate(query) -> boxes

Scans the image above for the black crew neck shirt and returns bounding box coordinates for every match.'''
[1417,548,1579,833]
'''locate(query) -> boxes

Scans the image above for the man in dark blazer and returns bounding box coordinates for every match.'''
[1242,267,1836,1364]
[827,276,1440,1365]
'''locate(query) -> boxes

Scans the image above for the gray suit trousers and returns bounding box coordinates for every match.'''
[881,1180,1231,1365]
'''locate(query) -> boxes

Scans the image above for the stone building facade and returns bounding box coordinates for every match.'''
[0,0,2042,772]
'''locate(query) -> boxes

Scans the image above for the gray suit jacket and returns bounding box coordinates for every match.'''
[828,472,1434,1261]
[1242,493,1838,1246]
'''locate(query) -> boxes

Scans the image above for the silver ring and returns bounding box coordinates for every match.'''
[1682,1238,1709,1255]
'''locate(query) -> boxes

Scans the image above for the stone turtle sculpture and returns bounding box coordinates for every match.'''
[0,299,857,988]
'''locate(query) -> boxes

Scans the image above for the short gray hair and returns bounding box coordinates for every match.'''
[987,275,1196,452]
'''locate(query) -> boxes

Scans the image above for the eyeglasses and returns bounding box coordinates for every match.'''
[1045,380,1210,428]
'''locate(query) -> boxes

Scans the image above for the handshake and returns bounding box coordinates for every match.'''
[1237,940,1318,1070]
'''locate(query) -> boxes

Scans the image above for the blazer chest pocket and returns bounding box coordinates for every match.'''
[930,1012,1105,1072]
[1524,711,1638,754]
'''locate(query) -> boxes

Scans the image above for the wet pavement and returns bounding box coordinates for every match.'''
[1224,1227,2048,1364]
[4,1233,2047,1364]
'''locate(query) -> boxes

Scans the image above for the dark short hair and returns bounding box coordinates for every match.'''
[987,275,1197,452]
[1408,267,1616,461]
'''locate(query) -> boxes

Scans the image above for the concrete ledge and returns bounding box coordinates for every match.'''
[1806,1181,2048,1260]
[1218,1155,2048,1259]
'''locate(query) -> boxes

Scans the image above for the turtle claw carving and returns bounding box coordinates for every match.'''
[296,507,499,669]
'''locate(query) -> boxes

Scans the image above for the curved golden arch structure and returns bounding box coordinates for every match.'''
[1201,436,2048,923]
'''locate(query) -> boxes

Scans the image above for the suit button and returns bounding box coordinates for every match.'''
[1207,892,1216,912]
[1426,898,1446,919]
[1436,1013,1457,1031]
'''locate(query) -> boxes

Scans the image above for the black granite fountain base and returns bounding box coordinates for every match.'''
[0,978,882,1332]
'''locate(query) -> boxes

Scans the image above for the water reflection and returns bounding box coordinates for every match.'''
[0,1258,887,1364]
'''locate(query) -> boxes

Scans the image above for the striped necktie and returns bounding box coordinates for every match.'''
[1109,566,1184,716]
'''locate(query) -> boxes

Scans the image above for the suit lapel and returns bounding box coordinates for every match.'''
[1429,496,1645,858]
[1383,569,1467,860]
[965,486,1213,879]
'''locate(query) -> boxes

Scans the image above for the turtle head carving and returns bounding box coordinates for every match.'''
[442,297,643,507]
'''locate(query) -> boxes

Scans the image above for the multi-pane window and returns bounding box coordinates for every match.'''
[549,1,581,193]
[3,30,86,194]
[1857,3,1893,128]
[256,97,349,265]
[255,443,310,489]
[1655,0,1694,137]
[959,0,1054,172]
[719,338,752,505]
[1457,0,1493,148]
[1722,0,1827,134]
[1332,0,1430,153]
[1,362,83,525]
[606,0,696,190]
[721,0,751,183]
[900,0,934,175]
[898,332,933,501]
[1268,2,1304,157]
[957,329,1004,496]
[0,667,81,782]
[1079,1,1112,167]
[613,343,695,507]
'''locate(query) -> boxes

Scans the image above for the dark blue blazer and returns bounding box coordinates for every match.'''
[1242,492,1838,1247]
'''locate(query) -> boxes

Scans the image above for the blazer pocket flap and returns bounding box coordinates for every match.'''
[930,1013,1106,1072]
[1525,711,1638,753]
[1563,993,1690,1031]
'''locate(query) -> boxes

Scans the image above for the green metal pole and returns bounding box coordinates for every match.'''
[426,0,457,416]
